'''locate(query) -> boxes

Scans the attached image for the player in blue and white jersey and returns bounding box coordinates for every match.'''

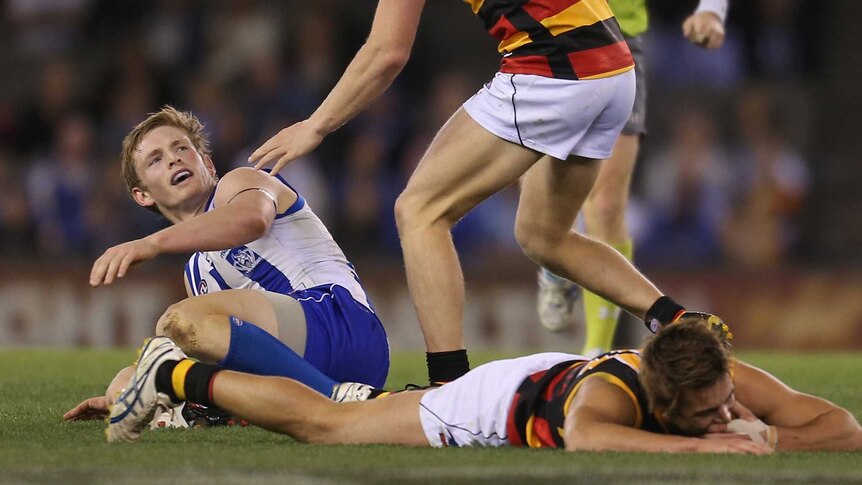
[66,107,388,421]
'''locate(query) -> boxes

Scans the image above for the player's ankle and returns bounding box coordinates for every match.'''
[427,349,470,385]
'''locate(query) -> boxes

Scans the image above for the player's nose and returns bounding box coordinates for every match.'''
[715,404,732,424]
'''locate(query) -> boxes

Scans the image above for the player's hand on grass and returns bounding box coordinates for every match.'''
[248,120,325,177]
[63,395,110,421]
[682,11,725,49]
[90,237,159,286]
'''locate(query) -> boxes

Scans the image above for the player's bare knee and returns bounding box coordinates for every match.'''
[394,190,422,230]
[158,305,201,353]
[515,221,563,266]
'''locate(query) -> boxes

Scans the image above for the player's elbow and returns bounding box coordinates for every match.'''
[244,214,271,240]
[824,409,862,450]
[563,422,604,452]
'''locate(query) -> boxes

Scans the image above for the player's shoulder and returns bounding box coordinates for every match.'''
[214,168,295,202]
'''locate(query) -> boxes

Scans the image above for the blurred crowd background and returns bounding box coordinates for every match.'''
[2,0,856,271]
[2,0,862,350]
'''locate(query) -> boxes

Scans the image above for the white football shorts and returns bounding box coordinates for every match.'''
[463,69,636,160]
[418,352,582,448]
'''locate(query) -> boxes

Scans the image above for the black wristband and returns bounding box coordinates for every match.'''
[644,296,685,333]
[426,349,470,385]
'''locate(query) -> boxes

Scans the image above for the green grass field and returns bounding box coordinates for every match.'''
[1,349,860,484]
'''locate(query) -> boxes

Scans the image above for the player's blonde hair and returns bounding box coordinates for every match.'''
[120,106,211,198]
[639,319,731,416]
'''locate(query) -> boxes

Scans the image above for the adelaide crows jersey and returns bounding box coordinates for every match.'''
[506,350,666,448]
[463,0,634,80]
[183,175,371,311]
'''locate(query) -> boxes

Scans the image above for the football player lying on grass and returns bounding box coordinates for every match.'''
[102,318,862,452]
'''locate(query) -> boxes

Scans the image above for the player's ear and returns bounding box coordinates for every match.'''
[203,155,217,178]
[131,186,156,209]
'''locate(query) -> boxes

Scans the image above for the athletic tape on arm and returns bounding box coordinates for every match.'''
[227,187,278,211]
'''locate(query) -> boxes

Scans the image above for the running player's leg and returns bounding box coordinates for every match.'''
[155,289,337,395]
[394,108,542,381]
[516,153,661,319]
[577,35,648,354]
[580,133,639,354]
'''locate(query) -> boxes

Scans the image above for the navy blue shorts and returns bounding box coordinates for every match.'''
[293,284,390,387]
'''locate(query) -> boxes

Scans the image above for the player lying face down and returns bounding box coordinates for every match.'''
[106,318,862,452]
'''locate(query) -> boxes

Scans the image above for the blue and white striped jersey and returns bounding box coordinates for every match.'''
[183,176,371,310]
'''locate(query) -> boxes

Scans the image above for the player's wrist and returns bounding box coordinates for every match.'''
[766,425,778,450]
[644,296,685,333]
[695,0,728,24]
[143,233,164,255]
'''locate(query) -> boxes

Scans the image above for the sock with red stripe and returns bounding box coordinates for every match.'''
[155,359,221,406]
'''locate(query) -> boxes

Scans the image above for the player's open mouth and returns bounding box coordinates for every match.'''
[171,169,193,186]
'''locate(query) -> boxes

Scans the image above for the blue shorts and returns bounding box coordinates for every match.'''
[292,284,390,388]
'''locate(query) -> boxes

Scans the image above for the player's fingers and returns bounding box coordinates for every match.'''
[703,432,746,440]
[741,441,774,455]
[64,399,95,420]
[268,153,295,177]
[103,255,123,285]
[117,253,135,279]
[248,142,273,165]
[252,147,285,171]
[682,18,694,37]
[706,32,724,49]
[90,256,108,287]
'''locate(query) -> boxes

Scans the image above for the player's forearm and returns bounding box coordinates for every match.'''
[306,42,409,137]
[149,206,269,254]
[774,408,862,451]
[565,423,701,453]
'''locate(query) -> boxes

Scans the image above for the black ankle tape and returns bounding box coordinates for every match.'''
[644,296,685,333]
[427,349,470,384]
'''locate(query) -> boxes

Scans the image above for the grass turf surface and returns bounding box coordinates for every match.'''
[1,349,860,484]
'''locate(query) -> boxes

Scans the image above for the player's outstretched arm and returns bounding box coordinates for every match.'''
[682,0,727,49]
[563,377,773,454]
[249,0,425,175]
[90,168,287,286]
[730,361,862,451]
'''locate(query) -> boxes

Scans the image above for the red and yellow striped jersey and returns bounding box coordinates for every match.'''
[505,350,666,448]
[463,0,634,80]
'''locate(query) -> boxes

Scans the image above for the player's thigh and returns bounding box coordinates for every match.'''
[399,108,541,223]
[334,391,429,446]
[516,154,601,242]
[168,289,283,336]
[588,134,640,203]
